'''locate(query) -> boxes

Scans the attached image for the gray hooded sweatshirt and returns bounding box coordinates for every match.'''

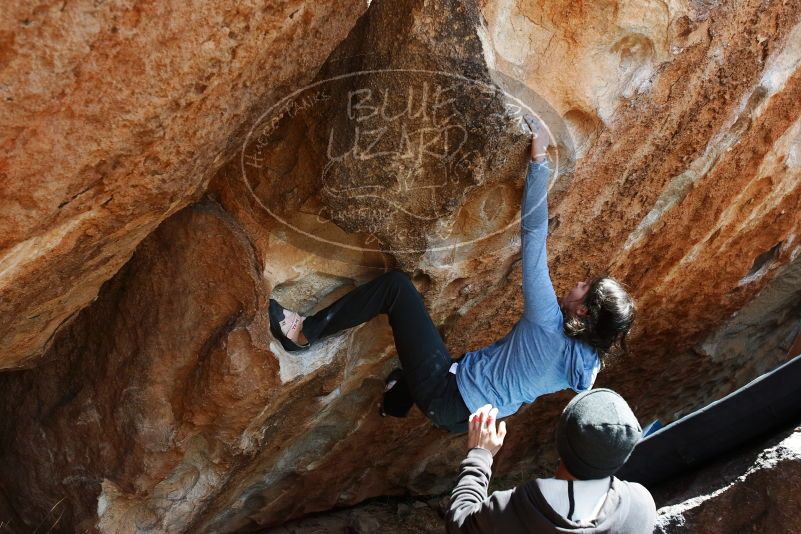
[447,448,656,534]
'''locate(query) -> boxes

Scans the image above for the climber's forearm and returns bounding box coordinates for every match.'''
[519,160,560,324]
[520,160,550,235]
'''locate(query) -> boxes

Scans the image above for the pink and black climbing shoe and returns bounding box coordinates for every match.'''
[269,298,311,352]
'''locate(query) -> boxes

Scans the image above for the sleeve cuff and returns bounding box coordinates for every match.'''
[528,159,551,170]
[466,447,495,467]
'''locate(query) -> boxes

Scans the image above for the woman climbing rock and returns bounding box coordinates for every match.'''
[269,115,636,433]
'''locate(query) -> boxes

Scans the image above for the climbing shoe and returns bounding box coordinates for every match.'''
[380,368,414,418]
[268,298,310,352]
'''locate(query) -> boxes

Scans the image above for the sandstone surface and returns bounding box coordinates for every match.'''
[0,0,368,369]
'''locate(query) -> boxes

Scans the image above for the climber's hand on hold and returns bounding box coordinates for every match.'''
[468,404,507,456]
[523,115,550,163]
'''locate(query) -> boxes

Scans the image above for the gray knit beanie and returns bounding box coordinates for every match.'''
[556,388,642,480]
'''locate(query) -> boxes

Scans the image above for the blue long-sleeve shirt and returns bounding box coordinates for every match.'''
[455,160,601,418]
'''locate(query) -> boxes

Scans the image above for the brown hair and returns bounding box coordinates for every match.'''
[563,276,635,361]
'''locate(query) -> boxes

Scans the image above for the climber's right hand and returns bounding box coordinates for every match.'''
[523,115,550,163]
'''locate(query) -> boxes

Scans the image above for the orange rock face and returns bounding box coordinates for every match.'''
[1,0,800,532]
[0,0,368,369]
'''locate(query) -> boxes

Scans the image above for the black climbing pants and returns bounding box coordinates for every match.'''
[301,270,471,433]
